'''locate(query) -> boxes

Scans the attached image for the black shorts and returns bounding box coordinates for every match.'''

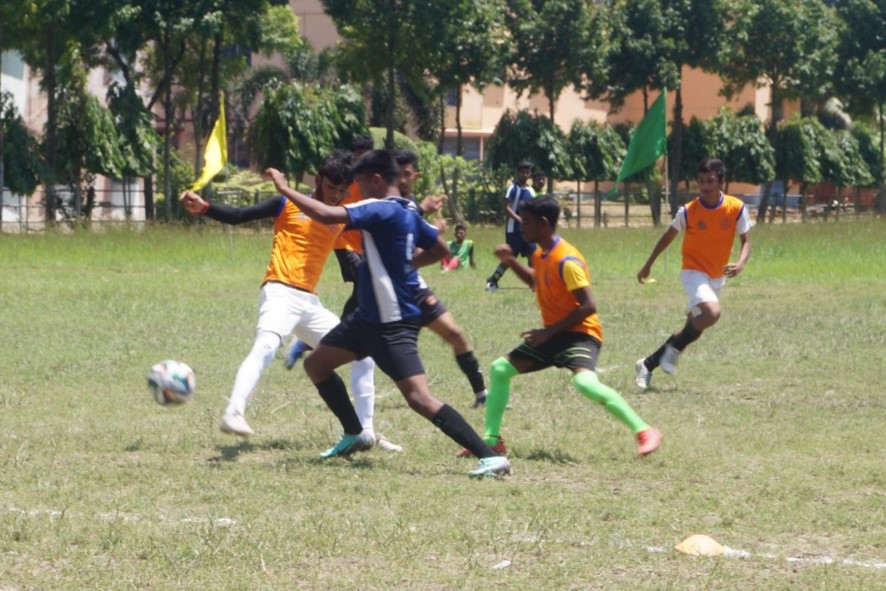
[506,232,536,259]
[320,312,425,381]
[508,332,601,373]
[415,286,447,326]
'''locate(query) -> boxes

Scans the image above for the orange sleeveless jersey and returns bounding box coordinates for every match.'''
[531,237,603,342]
[332,182,364,254]
[261,199,342,293]
[680,194,745,279]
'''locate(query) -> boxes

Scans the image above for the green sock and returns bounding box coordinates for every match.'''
[572,370,650,434]
[484,357,519,444]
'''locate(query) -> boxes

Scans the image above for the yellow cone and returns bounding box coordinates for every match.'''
[675,534,725,556]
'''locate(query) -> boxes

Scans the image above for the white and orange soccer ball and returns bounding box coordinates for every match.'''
[147,360,196,406]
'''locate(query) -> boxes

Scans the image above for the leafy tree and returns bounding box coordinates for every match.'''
[703,109,775,193]
[485,109,572,188]
[774,116,832,222]
[834,0,886,214]
[566,120,625,226]
[0,93,42,197]
[249,81,368,183]
[720,0,839,223]
[505,0,590,193]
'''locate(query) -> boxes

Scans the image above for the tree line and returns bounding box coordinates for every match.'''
[2,0,885,227]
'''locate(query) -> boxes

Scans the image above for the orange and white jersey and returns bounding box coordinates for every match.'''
[673,193,751,279]
[531,237,603,342]
[262,198,342,293]
[332,182,365,254]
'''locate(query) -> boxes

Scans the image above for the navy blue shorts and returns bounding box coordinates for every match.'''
[506,232,536,259]
[320,312,425,381]
[508,332,601,373]
[415,287,447,326]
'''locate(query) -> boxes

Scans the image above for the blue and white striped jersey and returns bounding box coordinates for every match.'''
[344,196,440,324]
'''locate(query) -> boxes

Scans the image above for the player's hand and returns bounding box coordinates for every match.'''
[521,327,551,347]
[493,244,514,261]
[180,190,207,215]
[433,217,448,232]
[637,263,652,284]
[420,194,446,215]
[724,262,743,278]
[264,168,284,183]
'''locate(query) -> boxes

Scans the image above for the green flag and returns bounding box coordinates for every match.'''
[609,89,667,196]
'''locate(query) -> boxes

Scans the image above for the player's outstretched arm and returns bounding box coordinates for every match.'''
[265,168,349,224]
[179,189,282,224]
[495,244,535,288]
[413,236,449,269]
[638,226,678,283]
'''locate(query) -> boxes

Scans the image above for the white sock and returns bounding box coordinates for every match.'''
[225,331,280,416]
[350,356,376,433]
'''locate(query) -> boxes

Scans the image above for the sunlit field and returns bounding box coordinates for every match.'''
[0,219,883,590]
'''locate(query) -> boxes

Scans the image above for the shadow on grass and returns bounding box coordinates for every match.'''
[521,447,580,465]
[208,437,305,462]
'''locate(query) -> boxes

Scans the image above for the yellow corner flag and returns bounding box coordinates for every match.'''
[190,93,227,192]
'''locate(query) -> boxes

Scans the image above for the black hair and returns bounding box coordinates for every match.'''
[350,134,374,153]
[454,223,467,233]
[393,149,419,170]
[520,195,560,229]
[517,160,533,170]
[317,149,353,185]
[352,150,400,186]
[532,170,547,180]
[697,158,726,182]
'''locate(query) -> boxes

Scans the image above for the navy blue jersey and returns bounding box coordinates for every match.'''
[344,196,440,323]
[505,184,534,234]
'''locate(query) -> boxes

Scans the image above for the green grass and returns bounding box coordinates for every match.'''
[0,220,884,590]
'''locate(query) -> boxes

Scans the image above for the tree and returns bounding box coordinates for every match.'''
[505,0,591,192]
[0,93,42,198]
[834,0,886,214]
[249,82,368,183]
[567,120,625,226]
[703,109,775,193]
[774,116,831,222]
[720,0,839,223]
[484,109,571,187]
[323,0,440,150]
[429,0,508,222]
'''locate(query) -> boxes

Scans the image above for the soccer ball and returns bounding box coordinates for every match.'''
[147,360,196,406]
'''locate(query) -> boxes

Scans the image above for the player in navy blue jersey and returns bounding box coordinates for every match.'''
[265,151,511,478]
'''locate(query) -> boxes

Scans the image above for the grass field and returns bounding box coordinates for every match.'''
[0,219,884,590]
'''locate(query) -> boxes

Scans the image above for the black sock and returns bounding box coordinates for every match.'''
[644,336,677,371]
[488,264,506,284]
[432,404,495,458]
[455,351,486,395]
[315,373,363,434]
[672,319,703,351]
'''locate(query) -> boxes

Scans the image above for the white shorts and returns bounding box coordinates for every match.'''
[255,282,341,347]
[680,270,726,317]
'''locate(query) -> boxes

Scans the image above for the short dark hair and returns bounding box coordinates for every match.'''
[697,158,726,182]
[532,170,547,180]
[393,149,419,170]
[317,149,353,184]
[352,150,400,186]
[454,223,467,233]
[350,134,374,154]
[517,160,533,170]
[520,195,560,229]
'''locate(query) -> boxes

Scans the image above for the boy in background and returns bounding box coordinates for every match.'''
[441,223,475,272]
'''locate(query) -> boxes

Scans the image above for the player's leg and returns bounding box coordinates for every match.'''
[421,297,487,406]
[637,272,721,383]
[221,283,301,436]
[303,317,374,457]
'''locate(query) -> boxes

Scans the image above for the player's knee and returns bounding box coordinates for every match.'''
[490,357,517,383]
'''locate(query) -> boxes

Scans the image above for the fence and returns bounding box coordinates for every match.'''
[1,184,882,233]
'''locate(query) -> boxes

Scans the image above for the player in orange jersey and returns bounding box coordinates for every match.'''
[634,158,752,389]
[458,196,662,460]
[180,150,396,451]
